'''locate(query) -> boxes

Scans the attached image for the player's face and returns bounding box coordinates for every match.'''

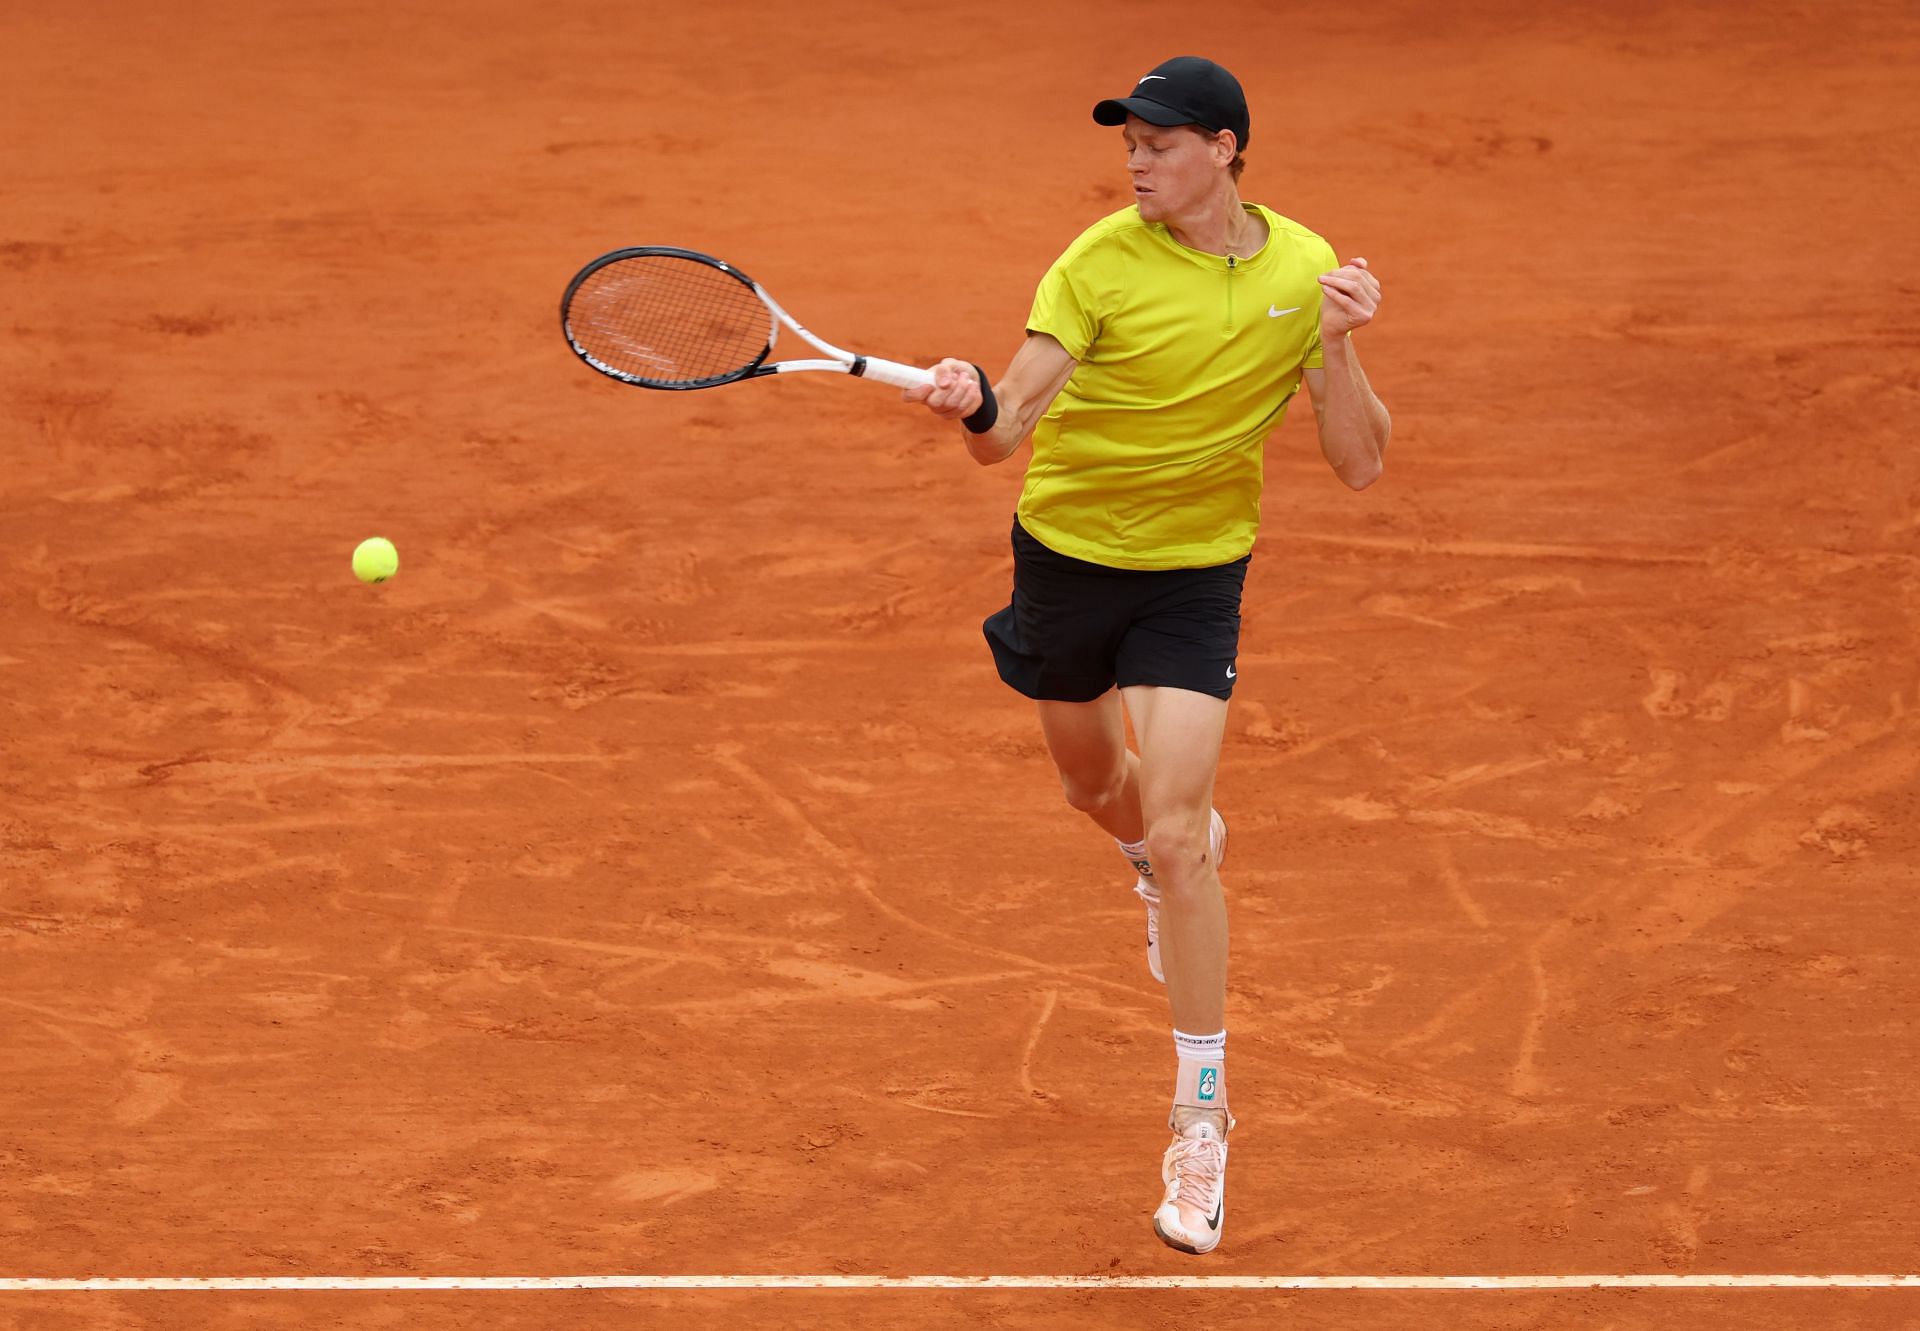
[1123,117,1230,221]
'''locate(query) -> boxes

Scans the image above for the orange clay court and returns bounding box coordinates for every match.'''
[2,2,1917,1329]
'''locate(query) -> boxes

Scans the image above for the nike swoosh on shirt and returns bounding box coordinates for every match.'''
[1268,305,1301,318]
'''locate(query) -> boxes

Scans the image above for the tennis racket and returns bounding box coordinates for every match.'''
[560,247,997,427]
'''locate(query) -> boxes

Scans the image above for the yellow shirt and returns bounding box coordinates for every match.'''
[1019,203,1336,570]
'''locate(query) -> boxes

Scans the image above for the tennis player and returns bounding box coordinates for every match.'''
[907,55,1389,1254]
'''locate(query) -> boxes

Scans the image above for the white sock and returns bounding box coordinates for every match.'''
[1174,1029,1226,1063]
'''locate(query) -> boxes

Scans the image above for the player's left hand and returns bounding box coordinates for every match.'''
[1318,257,1381,339]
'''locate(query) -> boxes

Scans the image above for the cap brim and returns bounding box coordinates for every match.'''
[1092,96,1194,128]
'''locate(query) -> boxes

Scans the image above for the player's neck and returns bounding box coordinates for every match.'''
[1164,187,1260,259]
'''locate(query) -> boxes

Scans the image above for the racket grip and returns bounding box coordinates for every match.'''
[962,364,1000,435]
[856,356,936,391]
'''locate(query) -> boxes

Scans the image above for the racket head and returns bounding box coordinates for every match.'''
[560,247,776,390]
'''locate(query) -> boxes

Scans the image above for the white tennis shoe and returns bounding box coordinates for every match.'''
[1136,809,1227,983]
[1153,1109,1233,1254]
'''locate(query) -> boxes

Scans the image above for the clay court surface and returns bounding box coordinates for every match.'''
[4,1,1918,1327]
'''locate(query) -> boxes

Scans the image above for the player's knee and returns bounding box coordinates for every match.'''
[1059,767,1125,815]
[1143,818,1208,881]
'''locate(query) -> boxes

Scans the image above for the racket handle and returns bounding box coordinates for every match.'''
[855,356,936,390]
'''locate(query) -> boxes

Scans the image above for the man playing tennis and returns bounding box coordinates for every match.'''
[907,56,1389,1254]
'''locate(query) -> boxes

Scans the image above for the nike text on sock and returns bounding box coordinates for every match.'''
[1173,1029,1226,1063]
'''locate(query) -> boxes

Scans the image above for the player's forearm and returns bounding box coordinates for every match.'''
[953,333,1075,465]
[963,382,1041,465]
[1317,334,1390,489]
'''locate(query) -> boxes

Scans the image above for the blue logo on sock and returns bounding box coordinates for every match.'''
[1198,1068,1218,1101]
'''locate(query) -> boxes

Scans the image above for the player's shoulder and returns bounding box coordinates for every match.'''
[1252,205,1338,263]
[1050,206,1158,269]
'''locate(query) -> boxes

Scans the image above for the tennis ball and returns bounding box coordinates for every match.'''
[352,536,399,584]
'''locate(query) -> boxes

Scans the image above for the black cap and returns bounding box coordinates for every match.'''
[1092,56,1249,153]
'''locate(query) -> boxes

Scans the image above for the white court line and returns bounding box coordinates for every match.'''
[2,1275,1918,1291]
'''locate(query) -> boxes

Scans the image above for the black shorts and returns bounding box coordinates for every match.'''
[983,518,1248,702]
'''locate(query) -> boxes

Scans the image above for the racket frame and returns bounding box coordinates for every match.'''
[560,246,935,392]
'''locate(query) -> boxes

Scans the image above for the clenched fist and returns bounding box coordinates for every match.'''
[1318,256,1381,339]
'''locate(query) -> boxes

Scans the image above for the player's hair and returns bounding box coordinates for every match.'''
[1186,124,1246,181]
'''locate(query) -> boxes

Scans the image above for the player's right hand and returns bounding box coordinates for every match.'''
[903,358,984,420]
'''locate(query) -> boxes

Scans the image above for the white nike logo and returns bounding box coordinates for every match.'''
[1268,305,1300,318]
[1137,75,1168,84]
[1225,665,1236,679]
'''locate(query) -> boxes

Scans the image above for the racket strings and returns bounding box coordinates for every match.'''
[566,256,772,386]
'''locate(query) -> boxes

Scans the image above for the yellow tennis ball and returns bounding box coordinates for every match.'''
[352,537,399,584]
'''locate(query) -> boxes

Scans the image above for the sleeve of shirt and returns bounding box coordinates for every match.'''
[1025,252,1101,361]
[1302,237,1340,369]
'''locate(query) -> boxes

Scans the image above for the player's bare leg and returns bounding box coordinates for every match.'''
[1038,692,1205,979]
[1038,692,1225,980]
[1124,685,1229,1030]
[1122,683,1234,1253]
[1036,692,1144,843]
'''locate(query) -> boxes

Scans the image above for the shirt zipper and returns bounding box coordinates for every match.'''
[1225,253,1236,334]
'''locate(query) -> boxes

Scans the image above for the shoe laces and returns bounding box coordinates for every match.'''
[1167,1131,1225,1212]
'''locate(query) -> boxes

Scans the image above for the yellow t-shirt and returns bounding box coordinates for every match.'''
[1019,203,1336,570]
